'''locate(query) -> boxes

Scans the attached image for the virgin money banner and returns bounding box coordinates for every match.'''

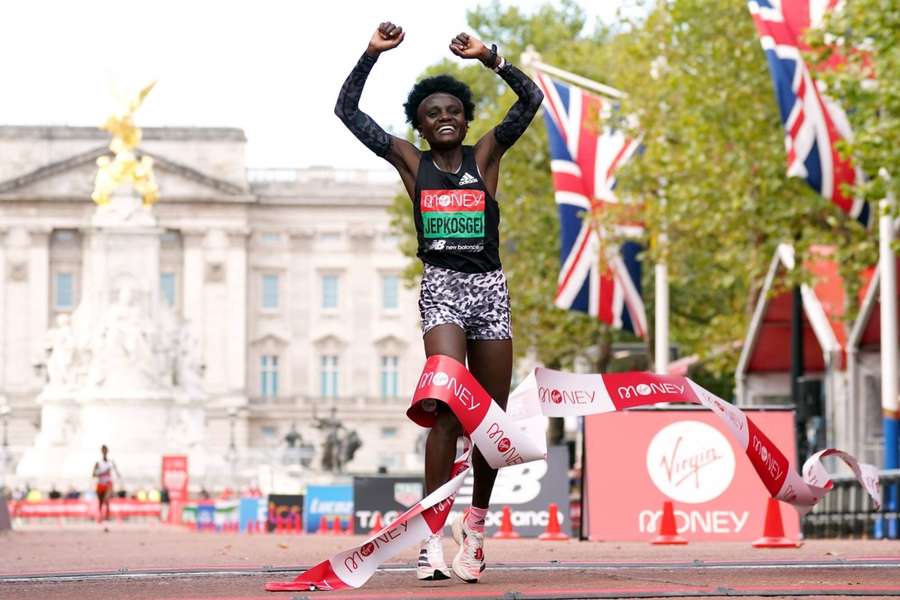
[585,408,795,541]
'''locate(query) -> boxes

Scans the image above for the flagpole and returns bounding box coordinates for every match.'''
[520,48,627,100]
[655,181,669,374]
[878,168,898,539]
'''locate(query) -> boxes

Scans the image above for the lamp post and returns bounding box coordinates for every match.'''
[0,404,9,451]
[226,407,238,488]
[0,404,10,494]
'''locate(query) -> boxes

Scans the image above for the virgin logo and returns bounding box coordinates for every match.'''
[433,372,449,386]
[497,437,511,453]
[551,390,562,404]
[646,421,735,504]
[360,542,375,557]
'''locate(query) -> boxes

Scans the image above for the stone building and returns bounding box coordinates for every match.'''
[0,125,426,486]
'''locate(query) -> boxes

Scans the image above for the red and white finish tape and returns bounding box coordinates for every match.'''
[266,355,880,592]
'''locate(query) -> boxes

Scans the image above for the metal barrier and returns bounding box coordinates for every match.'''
[802,469,900,539]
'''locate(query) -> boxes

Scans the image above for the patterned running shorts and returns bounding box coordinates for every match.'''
[418,263,512,340]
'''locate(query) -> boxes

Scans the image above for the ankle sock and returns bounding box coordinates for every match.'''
[466,506,488,533]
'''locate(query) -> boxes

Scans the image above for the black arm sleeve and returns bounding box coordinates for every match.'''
[334,52,392,158]
[493,63,545,148]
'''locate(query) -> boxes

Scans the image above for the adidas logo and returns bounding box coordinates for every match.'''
[458,171,478,186]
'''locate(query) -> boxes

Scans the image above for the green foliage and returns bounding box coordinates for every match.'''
[807,0,900,207]
[387,0,886,387]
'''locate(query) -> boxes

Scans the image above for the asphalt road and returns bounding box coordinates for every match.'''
[2,523,899,599]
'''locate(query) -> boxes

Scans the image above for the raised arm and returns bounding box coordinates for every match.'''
[334,22,421,196]
[449,33,543,192]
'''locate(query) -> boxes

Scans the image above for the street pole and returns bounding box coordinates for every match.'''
[878,171,898,539]
[791,283,806,463]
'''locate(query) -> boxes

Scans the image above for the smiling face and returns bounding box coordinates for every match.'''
[417,93,468,150]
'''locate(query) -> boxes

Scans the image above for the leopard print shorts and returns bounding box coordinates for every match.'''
[419,263,512,340]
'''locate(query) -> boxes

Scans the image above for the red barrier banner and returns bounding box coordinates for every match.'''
[584,408,797,541]
[9,499,161,519]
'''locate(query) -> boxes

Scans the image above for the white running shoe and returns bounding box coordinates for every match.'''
[416,533,451,581]
[451,512,486,583]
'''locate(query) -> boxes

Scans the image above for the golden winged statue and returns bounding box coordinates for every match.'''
[91,81,160,206]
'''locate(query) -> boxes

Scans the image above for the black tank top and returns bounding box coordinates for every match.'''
[413,146,501,273]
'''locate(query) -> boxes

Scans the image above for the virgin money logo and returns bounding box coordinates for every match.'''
[360,542,375,557]
[646,421,735,504]
[617,381,684,400]
[433,372,449,386]
[751,434,784,482]
[497,437,512,453]
[538,386,596,405]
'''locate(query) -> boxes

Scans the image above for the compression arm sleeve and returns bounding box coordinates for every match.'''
[334,52,392,158]
[493,63,544,148]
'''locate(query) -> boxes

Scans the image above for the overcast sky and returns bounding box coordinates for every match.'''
[0,1,623,171]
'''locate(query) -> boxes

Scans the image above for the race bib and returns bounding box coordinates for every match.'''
[420,189,485,252]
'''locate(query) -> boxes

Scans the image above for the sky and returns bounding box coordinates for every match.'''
[0,0,625,172]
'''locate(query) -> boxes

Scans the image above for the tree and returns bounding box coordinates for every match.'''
[389,0,878,387]
[807,0,900,209]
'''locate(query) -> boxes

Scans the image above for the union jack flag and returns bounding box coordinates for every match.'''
[748,0,870,226]
[534,70,647,337]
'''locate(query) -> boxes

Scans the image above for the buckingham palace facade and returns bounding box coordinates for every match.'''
[0,125,426,481]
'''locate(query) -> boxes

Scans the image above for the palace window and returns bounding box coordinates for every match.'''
[160,272,176,307]
[260,355,279,398]
[320,355,339,398]
[54,272,74,309]
[261,274,279,310]
[322,275,338,309]
[380,355,399,399]
[382,275,399,310]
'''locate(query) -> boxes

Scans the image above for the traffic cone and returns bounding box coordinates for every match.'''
[369,511,384,534]
[651,501,688,545]
[752,497,801,548]
[332,515,343,535]
[493,506,520,539]
[318,515,329,534]
[538,503,569,541]
[345,516,354,535]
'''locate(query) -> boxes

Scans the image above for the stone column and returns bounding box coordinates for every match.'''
[225,230,248,397]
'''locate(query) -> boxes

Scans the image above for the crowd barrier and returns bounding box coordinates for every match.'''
[7,498,162,520]
[802,469,900,539]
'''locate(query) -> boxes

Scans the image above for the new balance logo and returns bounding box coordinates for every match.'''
[458,172,478,186]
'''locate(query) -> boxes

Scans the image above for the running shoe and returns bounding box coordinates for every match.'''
[451,512,486,583]
[416,533,451,581]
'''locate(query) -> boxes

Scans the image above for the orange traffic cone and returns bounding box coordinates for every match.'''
[318,515,329,534]
[651,501,687,545]
[538,503,569,541]
[369,511,384,534]
[332,516,343,535]
[493,506,520,539]
[752,497,801,548]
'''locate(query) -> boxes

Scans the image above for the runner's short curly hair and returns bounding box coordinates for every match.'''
[404,75,475,129]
